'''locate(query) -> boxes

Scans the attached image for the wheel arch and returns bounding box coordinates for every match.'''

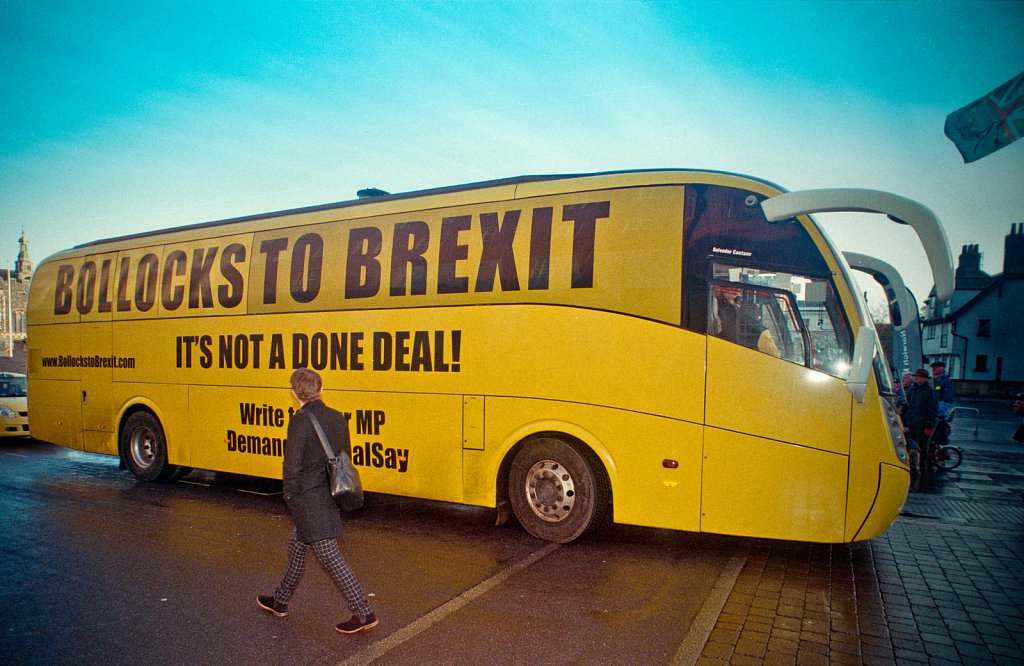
[115,397,169,451]
[115,397,190,473]
[494,420,617,520]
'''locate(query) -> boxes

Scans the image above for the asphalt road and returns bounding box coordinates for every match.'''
[0,439,737,665]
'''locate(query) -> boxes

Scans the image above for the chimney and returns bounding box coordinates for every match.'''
[955,243,990,291]
[956,244,983,275]
[1004,223,1024,274]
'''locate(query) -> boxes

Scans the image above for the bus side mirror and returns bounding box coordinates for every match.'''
[845,326,876,403]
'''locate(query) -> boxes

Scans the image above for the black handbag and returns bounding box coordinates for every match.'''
[306,412,364,511]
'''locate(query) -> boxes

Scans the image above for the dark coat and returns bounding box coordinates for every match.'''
[283,399,350,543]
[902,381,938,430]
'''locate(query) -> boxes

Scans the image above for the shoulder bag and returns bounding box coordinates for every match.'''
[306,411,364,511]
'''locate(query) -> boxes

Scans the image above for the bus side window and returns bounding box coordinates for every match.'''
[709,285,738,341]
[759,291,807,364]
[709,282,808,365]
[710,284,772,350]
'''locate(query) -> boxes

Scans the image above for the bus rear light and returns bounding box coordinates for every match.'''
[662,459,679,469]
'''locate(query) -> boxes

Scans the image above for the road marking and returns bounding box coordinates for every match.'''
[337,542,561,666]
[234,488,281,497]
[670,544,749,666]
[177,478,280,496]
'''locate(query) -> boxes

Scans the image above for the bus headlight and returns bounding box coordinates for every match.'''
[882,398,907,462]
[0,406,16,419]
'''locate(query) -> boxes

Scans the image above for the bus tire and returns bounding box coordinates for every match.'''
[508,436,609,543]
[120,411,179,482]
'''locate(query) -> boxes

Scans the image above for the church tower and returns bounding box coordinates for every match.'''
[15,231,32,282]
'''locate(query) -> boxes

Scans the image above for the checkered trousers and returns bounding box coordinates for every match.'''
[274,527,374,620]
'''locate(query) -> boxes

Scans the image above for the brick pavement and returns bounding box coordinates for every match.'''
[694,398,1024,665]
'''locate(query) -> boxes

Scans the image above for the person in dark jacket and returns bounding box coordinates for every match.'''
[901,368,938,469]
[930,361,955,417]
[257,368,377,634]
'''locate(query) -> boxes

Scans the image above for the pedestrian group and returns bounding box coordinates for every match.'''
[898,361,955,471]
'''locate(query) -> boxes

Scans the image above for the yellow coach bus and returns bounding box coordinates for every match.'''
[26,170,953,544]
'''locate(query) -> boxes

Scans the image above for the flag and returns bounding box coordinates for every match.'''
[944,71,1024,163]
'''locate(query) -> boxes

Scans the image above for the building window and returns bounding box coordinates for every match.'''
[975,354,988,372]
[926,325,936,340]
[978,319,991,337]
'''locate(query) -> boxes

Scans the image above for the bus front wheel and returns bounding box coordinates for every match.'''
[508,436,609,543]
[120,412,182,482]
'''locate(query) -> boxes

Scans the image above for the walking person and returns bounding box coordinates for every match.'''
[257,368,378,634]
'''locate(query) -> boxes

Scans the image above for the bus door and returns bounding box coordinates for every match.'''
[701,264,855,542]
[79,321,116,454]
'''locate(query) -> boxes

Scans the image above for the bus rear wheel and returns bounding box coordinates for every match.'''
[508,436,609,543]
[120,411,182,482]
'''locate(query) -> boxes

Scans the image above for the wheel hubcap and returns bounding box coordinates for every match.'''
[524,459,575,522]
[129,427,156,469]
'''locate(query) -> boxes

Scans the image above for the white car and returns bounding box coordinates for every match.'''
[0,372,29,438]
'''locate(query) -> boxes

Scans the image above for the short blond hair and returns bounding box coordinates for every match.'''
[290,368,322,402]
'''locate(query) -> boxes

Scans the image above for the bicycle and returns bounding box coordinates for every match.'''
[924,415,963,471]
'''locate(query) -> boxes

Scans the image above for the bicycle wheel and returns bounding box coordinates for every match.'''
[935,446,962,471]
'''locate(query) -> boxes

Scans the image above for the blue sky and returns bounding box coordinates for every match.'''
[2,0,1022,307]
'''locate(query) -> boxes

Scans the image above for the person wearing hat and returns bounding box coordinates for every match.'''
[901,368,938,469]
[930,361,955,418]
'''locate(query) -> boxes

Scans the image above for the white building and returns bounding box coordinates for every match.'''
[922,224,1024,391]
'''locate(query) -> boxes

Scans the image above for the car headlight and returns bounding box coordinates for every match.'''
[0,406,16,418]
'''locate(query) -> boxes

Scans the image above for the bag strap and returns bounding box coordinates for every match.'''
[305,411,336,462]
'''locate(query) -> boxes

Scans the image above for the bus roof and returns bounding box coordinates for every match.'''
[72,168,786,251]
